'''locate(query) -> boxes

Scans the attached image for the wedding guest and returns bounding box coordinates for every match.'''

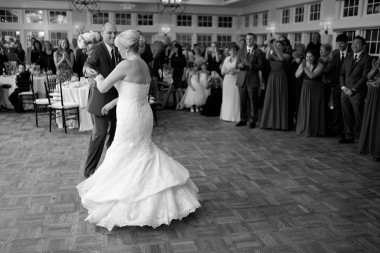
[339,36,371,144]
[184,63,206,112]
[359,58,380,161]
[306,33,322,58]
[295,49,325,136]
[151,40,165,81]
[260,39,290,130]
[137,30,153,72]
[330,34,352,136]
[319,43,337,136]
[201,70,223,117]
[220,43,240,122]
[26,37,36,65]
[278,35,293,56]
[31,40,42,65]
[193,46,204,66]
[183,43,194,63]
[169,43,187,108]
[287,43,306,128]
[8,63,31,112]
[235,33,264,129]
[0,47,9,75]
[205,42,222,75]
[199,62,210,97]
[14,40,25,65]
[40,41,56,74]
[5,38,16,62]
[54,38,74,82]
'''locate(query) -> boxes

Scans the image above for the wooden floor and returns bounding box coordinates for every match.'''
[0,110,379,253]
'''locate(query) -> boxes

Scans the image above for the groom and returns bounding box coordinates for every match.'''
[83,22,120,178]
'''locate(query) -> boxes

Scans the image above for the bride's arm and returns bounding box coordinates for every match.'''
[101,98,118,115]
[97,61,127,93]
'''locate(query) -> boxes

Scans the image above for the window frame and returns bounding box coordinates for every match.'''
[48,11,67,24]
[137,13,153,26]
[177,14,192,27]
[218,16,232,28]
[282,8,290,24]
[366,0,380,15]
[365,28,380,56]
[252,13,258,27]
[176,34,192,47]
[342,0,360,17]
[197,15,212,27]
[25,9,44,24]
[196,34,212,50]
[115,12,131,25]
[0,9,18,23]
[92,12,109,25]
[295,6,304,23]
[50,31,68,48]
[309,3,321,21]
[262,12,268,26]
[217,35,232,49]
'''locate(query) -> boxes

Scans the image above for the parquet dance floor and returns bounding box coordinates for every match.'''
[0,110,379,253]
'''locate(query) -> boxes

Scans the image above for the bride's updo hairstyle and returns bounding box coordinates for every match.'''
[115,29,145,53]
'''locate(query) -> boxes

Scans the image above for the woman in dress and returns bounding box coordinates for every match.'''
[169,44,187,109]
[76,30,200,231]
[201,70,223,117]
[287,43,306,129]
[220,43,240,122]
[359,58,380,161]
[193,46,204,67]
[14,40,25,65]
[295,49,325,137]
[260,40,290,130]
[54,38,74,82]
[31,40,42,65]
[205,42,222,75]
[319,44,336,135]
[40,41,56,74]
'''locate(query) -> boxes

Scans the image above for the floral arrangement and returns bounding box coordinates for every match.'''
[78,31,101,49]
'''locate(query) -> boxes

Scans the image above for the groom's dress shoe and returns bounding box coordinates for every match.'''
[236,121,247,127]
[249,122,256,129]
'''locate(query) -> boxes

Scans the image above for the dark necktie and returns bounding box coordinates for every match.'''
[111,49,116,67]
[247,49,251,58]
[340,52,345,63]
[353,54,357,62]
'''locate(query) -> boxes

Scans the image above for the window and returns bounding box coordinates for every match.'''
[252,14,258,27]
[365,28,380,56]
[367,0,380,14]
[341,30,356,47]
[294,33,302,46]
[50,32,68,48]
[244,15,249,28]
[262,12,268,26]
[25,31,45,48]
[49,11,67,24]
[1,31,20,41]
[198,15,212,27]
[343,0,359,17]
[115,13,131,25]
[310,3,321,21]
[137,14,153,26]
[92,12,108,25]
[295,6,304,23]
[218,16,232,28]
[282,9,290,24]
[0,10,18,23]
[177,15,192,26]
[25,10,43,23]
[196,34,212,50]
[217,35,232,49]
[177,34,192,47]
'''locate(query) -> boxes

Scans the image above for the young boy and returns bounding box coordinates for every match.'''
[8,64,31,112]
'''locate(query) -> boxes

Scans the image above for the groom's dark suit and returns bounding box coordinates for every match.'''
[83,41,121,177]
[235,47,264,124]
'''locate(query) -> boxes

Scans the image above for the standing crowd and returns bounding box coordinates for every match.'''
[150,33,379,162]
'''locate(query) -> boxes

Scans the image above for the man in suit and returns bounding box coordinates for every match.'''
[329,34,353,136]
[83,22,120,178]
[339,35,371,144]
[235,33,264,128]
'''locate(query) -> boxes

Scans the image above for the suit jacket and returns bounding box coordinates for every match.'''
[84,42,121,116]
[235,47,264,88]
[332,48,353,86]
[339,50,371,94]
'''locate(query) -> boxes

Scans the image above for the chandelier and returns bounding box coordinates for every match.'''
[68,0,100,12]
[158,0,186,15]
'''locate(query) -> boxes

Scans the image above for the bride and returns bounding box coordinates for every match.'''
[76,30,200,231]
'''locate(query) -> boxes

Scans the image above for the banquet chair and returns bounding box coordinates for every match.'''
[149,78,158,125]
[30,79,49,127]
[45,79,80,134]
[17,75,34,111]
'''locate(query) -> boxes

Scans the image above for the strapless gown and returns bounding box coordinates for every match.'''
[77,80,200,231]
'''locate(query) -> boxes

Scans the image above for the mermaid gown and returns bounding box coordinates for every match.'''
[77,80,200,231]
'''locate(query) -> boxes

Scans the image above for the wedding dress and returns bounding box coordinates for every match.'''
[77,80,200,231]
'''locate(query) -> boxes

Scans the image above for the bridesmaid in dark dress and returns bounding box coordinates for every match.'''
[295,49,325,137]
[359,58,380,161]
[201,71,222,117]
[170,44,187,108]
[205,42,222,76]
[260,40,290,130]
[287,43,306,129]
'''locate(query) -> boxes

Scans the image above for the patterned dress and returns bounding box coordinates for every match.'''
[56,50,73,82]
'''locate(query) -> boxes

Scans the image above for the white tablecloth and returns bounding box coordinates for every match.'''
[0,75,46,108]
[56,84,93,131]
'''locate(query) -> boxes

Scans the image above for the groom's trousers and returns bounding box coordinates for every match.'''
[84,110,116,177]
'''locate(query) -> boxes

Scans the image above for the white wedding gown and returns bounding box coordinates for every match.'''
[77,80,200,231]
